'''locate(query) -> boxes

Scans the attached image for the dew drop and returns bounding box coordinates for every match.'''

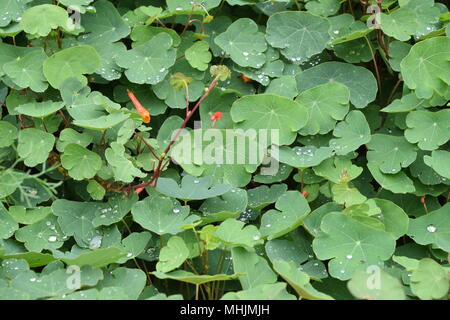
[48,236,57,242]
[173,208,180,213]
[426,224,437,233]
[346,254,353,260]
[89,236,102,249]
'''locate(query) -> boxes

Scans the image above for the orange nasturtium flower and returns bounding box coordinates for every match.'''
[240,74,252,83]
[127,89,150,123]
[210,111,223,128]
[135,187,145,194]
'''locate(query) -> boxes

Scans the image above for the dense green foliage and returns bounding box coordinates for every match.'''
[0,0,449,300]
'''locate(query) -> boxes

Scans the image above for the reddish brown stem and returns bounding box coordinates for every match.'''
[135,133,160,161]
[122,77,219,193]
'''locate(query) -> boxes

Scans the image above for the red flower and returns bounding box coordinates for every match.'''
[135,187,145,194]
[210,112,223,121]
[301,190,309,198]
[210,111,223,128]
[240,74,252,83]
[127,89,150,123]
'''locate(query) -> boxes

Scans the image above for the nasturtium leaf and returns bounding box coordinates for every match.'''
[130,26,181,48]
[131,194,199,235]
[329,110,371,155]
[273,145,333,169]
[81,0,130,43]
[214,18,266,68]
[156,175,231,201]
[105,142,145,183]
[367,134,417,174]
[305,0,341,17]
[152,270,240,285]
[372,199,409,240]
[266,11,330,63]
[185,41,212,71]
[410,258,449,300]
[56,128,93,152]
[400,37,450,99]
[407,204,450,252]
[230,94,308,146]
[7,206,51,225]
[7,265,100,299]
[15,215,64,252]
[265,237,310,265]
[424,150,450,179]
[0,251,55,268]
[328,14,372,45]
[170,128,263,187]
[20,4,68,37]
[90,42,127,81]
[260,191,311,240]
[17,128,55,167]
[116,33,176,85]
[16,100,64,118]
[43,45,101,89]
[166,0,221,11]
[0,204,18,239]
[313,157,362,184]
[264,75,298,99]
[152,77,204,109]
[232,46,285,86]
[367,162,415,194]
[253,164,293,184]
[409,150,448,186]
[0,170,26,199]
[215,219,262,249]
[0,43,40,78]
[332,183,368,207]
[231,247,277,290]
[380,8,418,41]
[313,212,396,280]
[247,184,287,210]
[96,267,146,300]
[0,121,18,147]
[303,202,342,237]
[272,260,334,300]
[381,92,429,113]
[388,41,412,72]
[221,282,296,300]
[348,269,406,300]
[333,38,372,64]
[156,236,189,273]
[59,0,94,9]
[91,194,137,228]
[0,0,32,27]
[3,50,48,92]
[295,82,350,135]
[296,62,378,108]
[61,144,102,180]
[404,110,450,151]
[399,0,440,37]
[51,200,98,246]
[200,188,247,223]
